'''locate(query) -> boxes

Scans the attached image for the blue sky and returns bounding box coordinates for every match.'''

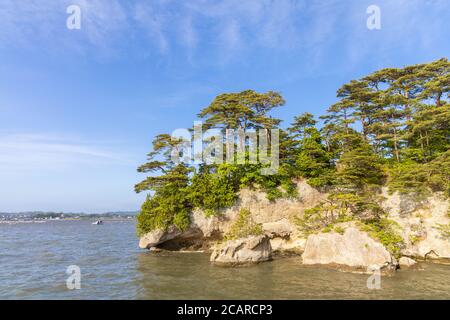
[0,0,449,212]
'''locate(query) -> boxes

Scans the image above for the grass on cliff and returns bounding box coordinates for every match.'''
[295,192,383,235]
[359,219,405,257]
[223,208,264,241]
[294,190,405,257]
[434,223,450,240]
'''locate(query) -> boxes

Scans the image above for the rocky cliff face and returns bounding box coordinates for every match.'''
[139,181,450,270]
[302,225,397,273]
[381,189,450,262]
[210,235,272,266]
[139,181,323,252]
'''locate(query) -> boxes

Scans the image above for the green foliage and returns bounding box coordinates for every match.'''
[434,223,450,240]
[409,234,422,245]
[387,160,429,196]
[334,225,345,235]
[336,134,385,191]
[215,161,297,202]
[136,163,192,236]
[136,196,160,235]
[295,192,384,236]
[136,59,450,242]
[295,206,330,235]
[136,90,292,235]
[189,170,237,216]
[360,218,405,257]
[198,90,285,131]
[136,193,191,236]
[173,211,191,231]
[387,150,450,197]
[294,126,335,188]
[224,209,264,240]
[259,175,298,201]
[426,150,450,196]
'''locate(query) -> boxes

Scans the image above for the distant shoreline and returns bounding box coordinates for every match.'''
[1,211,137,220]
[0,218,136,225]
[0,212,137,224]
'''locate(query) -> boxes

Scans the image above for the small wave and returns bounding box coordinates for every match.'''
[0,220,47,225]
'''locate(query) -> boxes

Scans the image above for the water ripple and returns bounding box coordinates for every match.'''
[1,220,449,299]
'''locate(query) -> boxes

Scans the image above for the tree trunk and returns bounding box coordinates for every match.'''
[393,125,400,162]
[361,116,368,141]
[425,131,431,158]
[344,110,349,135]
[405,90,411,121]
[419,131,425,162]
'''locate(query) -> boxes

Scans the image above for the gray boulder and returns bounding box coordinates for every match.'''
[262,219,293,239]
[210,235,272,266]
[399,257,417,268]
[302,227,397,273]
[138,225,201,249]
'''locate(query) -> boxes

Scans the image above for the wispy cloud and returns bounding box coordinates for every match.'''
[178,16,198,63]
[0,0,61,49]
[0,133,132,174]
[76,0,129,52]
[134,0,170,54]
[339,0,450,70]
[0,0,303,58]
[0,0,129,57]
[149,84,217,109]
[184,0,303,57]
[0,0,448,66]
[218,19,241,63]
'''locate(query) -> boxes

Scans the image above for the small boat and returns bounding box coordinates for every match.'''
[92,220,103,225]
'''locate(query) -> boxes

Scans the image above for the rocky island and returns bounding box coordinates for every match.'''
[135,58,450,275]
[139,181,449,273]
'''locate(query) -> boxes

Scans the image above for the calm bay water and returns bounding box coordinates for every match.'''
[0,220,449,300]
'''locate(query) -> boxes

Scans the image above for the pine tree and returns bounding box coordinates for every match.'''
[336,132,384,191]
[198,90,284,131]
[418,58,450,108]
[293,120,334,188]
